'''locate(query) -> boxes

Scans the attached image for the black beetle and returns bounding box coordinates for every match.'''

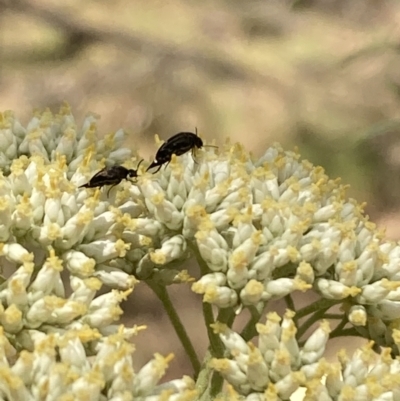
[80,160,143,196]
[147,130,204,173]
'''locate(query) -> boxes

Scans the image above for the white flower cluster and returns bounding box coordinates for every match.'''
[2,105,400,400]
[0,105,147,344]
[0,325,195,401]
[0,106,192,400]
[212,311,400,401]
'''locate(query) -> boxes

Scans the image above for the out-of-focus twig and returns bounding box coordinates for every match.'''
[2,0,277,84]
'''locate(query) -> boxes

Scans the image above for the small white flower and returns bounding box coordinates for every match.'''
[133,353,175,396]
[348,305,367,326]
[210,358,250,394]
[300,320,330,365]
[83,289,131,328]
[150,235,187,266]
[1,304,23,333]
[94,267,138,290]
[63,250,96,276]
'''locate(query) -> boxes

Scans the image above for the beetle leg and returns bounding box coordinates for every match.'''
[107,184,118,197]
[152,164,163,174]
[191,149,199,164]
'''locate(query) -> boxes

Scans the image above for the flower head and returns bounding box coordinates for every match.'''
[2,105,400,400]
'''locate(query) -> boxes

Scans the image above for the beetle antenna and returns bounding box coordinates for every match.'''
[136,159,144,171]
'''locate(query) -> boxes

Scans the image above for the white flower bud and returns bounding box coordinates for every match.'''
[210,358,250,393]
[141,179,183,230]
[58,333,90,370]
[3,243,32,264]
[79,238,130,263]
[131,217,164,238]
[85,210,117,242]
[69,276,102,305]
[341,345,372,387]
[54,128,76,160]
[300,320,330,365]
[196,227,229,272]
[316,278,361,300]
[232,221,257,249]
[191,273,227,294]
[358,279,395,304]
[150,235,186,266]
[263,278,311,301]
[313,204,340,222]
[0,197,13,241]
[118,200,143,218]
[37,223,62,245]
[1,304,23,333]
[269,348,291,382]
[5,262,33,308]
[10,349,34,384]
[202,285,238,308]
[240,280,264,305]
[29,250,65,299]
[335,260,359,287]
[71,372,104,401]
[58,210,94,248]
[275,371,305,400]
[246,343,270,391]
[295,261,315,284]
[63,250,96,276]
[48,300,87,324]
[213,323,249,356]
[249,251,274,281]
[256,312,282,364]
[281,311,299,362]
[94,267,138,290]
[84,289,131,328]
[348,305,367,326]
[10,170,30,195]
[152,375,195,395]
[30,189,46,222]
[209,208,236,231]
[44,197,64,226]
[165,174,187,210]
[182,204,207,238]
[133,353,174,396]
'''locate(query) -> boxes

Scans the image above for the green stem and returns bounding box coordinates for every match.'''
[284,294,296,313]
[196,349,224,401]
[329,317,349,338]
[146,280,201,376]
[196,350,213,400]
[240,306,261,341]
[330,327,360,338]
[209,371,225,398]
[202,301,220,354]
[323,313,345,320]
[295,298,341,320]
[216,307,236,329]
[297,306,331,341]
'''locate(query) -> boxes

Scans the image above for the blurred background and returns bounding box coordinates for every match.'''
[1,0,400,385]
